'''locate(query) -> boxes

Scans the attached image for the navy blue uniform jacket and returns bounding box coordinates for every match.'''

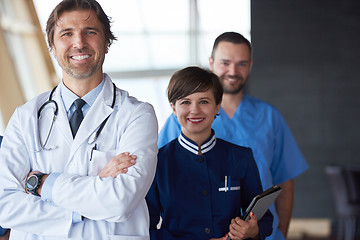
[146,131,273,239]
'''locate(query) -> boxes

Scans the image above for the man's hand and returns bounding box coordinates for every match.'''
[99,152,136,178]
[227,212,259,240]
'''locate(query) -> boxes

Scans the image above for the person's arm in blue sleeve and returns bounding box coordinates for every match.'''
[0,227,8,237]
[0,228,10,239]
[158,113,181,148]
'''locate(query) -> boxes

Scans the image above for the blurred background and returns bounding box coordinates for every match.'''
[0,0,360,239]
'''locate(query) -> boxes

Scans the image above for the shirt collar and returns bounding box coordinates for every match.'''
[60,76,105,115]
[178,130,217,155]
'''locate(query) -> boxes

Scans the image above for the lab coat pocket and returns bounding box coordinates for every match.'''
[88,149,119,176]
[108,235,149,240]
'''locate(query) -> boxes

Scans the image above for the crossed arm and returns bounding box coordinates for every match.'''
[26,155,267,240]
[26,152,137,196]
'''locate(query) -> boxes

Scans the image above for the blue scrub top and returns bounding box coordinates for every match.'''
[158,94,309,240]
[147,131,273,240]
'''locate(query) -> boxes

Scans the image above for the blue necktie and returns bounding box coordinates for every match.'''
[69,99,86,138]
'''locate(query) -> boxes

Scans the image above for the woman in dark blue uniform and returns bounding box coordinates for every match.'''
[146,66,273,240]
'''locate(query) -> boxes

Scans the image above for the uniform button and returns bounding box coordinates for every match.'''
[198,157,204,163]
[204,228,210,234]
[202,190,208,196]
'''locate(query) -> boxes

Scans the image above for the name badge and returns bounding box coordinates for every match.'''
[218,176,240,192]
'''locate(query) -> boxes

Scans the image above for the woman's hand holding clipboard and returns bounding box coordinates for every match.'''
[225,185,282,240]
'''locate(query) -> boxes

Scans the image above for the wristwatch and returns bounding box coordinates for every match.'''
[26,173,45,196]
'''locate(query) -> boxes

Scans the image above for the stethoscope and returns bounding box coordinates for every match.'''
[34,83,116,152]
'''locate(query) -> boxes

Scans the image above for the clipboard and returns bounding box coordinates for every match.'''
[241,185,282,221]
[226,185,282,240]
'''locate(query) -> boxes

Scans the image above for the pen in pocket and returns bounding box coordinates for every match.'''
[225,176,232,192]
[90,144,97,161]
[225,176,228,192]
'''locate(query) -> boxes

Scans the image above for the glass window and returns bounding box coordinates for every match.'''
[197,0,251,67]
[0,0,38,100]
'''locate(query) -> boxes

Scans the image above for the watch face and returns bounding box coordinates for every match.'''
[26,175,38,191]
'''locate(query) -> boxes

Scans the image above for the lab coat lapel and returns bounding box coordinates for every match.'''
[70,77,115,155]
[52,87,74,146]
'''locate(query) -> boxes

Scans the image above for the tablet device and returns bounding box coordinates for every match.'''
[241,185,282,221]
[226,186,282,240]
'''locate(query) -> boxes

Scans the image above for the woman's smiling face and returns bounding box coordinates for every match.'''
[172,89,220,145]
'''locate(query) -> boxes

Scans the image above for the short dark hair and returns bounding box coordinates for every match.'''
[211,32,252,59]
[168,66,223,106]
[46,0,116,49]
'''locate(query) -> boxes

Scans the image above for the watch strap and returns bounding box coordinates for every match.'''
[26,173,45,196]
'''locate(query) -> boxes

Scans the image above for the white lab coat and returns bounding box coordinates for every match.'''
[0,75,158,240]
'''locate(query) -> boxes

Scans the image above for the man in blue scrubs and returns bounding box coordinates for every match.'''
[158,32,309,240]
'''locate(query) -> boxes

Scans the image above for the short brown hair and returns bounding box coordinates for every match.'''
[46,0,116,49]
[168,66,223,106]
[211,32,252,59]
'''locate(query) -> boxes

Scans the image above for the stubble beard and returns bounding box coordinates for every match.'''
[220,75,246,95]
[57,50,105,80]
[64,64,98,79]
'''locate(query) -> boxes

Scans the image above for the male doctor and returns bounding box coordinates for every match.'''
[0,0,158,239]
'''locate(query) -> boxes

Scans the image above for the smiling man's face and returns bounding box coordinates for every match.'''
[209,41,252,95]
[51,9,108,81]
